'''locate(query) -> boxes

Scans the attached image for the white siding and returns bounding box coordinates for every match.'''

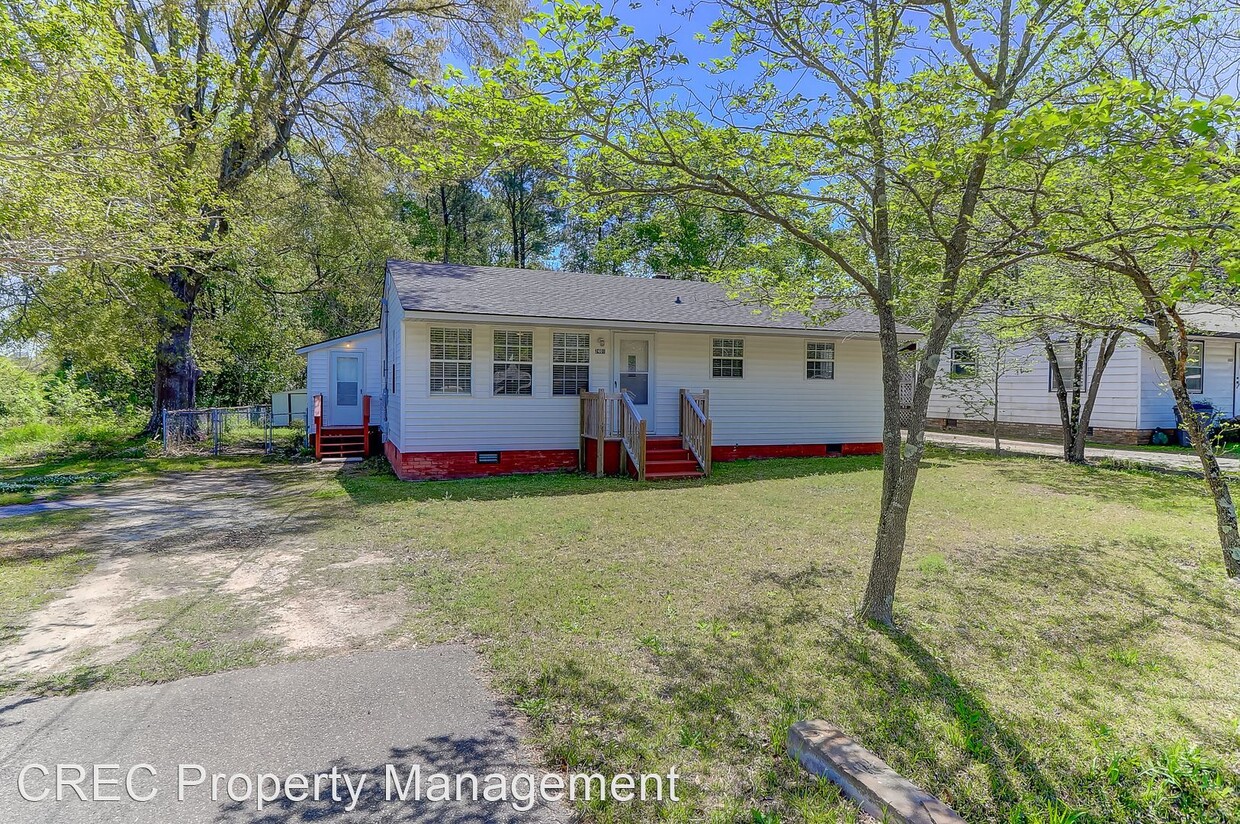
[927,335,1143,429]
[305,331,383,432]
[383,275,404,445]
[1138,337,1236,428]
[396,321,883,452]
[650,332,882,444]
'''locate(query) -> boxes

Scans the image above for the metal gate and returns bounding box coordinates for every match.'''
[162,405,274,456]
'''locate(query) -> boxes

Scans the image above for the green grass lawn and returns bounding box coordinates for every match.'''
[0,422,302,505]
[307,452,1240,824]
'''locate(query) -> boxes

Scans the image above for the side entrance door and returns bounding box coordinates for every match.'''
[329,351,364,426]
[613,334,655,432]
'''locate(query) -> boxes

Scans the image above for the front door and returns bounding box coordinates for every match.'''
[330,351,363,426]
[614,335,655,431]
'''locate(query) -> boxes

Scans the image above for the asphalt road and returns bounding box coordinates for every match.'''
[0,646,568,823]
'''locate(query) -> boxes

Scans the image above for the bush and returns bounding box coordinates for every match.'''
[0,358,46,425]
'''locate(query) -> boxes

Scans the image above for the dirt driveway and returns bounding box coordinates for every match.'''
[0,466,416,685]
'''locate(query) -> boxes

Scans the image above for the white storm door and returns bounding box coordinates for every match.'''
[330,352,363,426]
[614,335,655,431]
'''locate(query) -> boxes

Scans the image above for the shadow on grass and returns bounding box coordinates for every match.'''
[333,454,887,506]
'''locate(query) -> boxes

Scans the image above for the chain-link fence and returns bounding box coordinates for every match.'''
[162,405,292,456]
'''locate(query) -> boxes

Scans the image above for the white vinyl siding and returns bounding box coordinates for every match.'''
[395,322,883,452]
[1139,337,1234,427]
[304,330,384,432]
[383,275,403,444]
[929,335,1143,429]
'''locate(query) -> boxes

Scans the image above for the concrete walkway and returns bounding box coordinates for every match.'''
[925,431,1240,472]
[0,647,567,824]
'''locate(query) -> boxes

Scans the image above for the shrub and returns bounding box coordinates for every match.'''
[0,358,46,425]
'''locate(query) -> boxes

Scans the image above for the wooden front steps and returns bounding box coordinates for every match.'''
[317,426,368,458]
[644,436,705,480]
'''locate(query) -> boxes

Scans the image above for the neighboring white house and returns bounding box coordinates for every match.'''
[927,307,1240,444]
[299,261,918,480]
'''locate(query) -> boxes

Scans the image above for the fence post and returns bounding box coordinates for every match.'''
[212,409,220,456]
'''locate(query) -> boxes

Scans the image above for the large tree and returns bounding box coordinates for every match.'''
[3,0,522,427]
[415,0,1163,624]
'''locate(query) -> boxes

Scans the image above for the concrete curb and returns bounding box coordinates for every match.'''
[787,720,966,824]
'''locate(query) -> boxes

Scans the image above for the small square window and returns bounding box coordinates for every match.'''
[807,341,835,380]
[712,338,744,378]
[949,346,976,378]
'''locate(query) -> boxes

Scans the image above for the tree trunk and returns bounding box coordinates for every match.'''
[859,314,953,625]
[991,351,1001,456]
[144,266,203,433]
[1165,361,1240,577]
[439,184,451,263]
[1069,331,1121,462]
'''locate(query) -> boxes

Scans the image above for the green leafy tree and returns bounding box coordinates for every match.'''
[411,0,1172,624]
[3,0,523,429]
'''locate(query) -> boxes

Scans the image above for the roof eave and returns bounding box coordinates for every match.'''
[399,307,921,338]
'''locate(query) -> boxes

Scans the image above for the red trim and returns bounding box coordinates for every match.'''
[385,442,577,481]
[582,437,622,475]
[840,442,883,456]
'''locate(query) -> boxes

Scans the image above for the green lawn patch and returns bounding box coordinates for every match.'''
[0,548,95,646]
[316,451,1239,824]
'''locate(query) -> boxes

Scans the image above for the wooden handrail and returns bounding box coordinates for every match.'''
[618,390,647,481]
[679,388,712,476]
[312,394,323,460]
[361,395,371,457]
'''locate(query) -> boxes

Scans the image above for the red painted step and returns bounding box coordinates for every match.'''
[638,436,704,480]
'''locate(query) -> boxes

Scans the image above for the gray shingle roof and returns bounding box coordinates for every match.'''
[387,261,917,336]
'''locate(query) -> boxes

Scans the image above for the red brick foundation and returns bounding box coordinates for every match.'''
[927,418,1155,446]
[385,441,578,481]
[385,439,884,480]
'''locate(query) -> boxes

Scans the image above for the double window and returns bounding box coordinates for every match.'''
[430,328,472,394]
[807,342,835,380]
[552,332,591,396]
[493,330,533,396]
[712,338,744,378]
[1187,341,1204,394]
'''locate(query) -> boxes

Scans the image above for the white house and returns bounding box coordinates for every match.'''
[298,262,917,480]
[927,307,1240,443]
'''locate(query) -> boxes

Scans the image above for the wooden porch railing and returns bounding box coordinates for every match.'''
[618,390,647,480]
[361,395,371,456]
[312,394,323,460]
[580,390,625,476]
[679,388,712,476]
